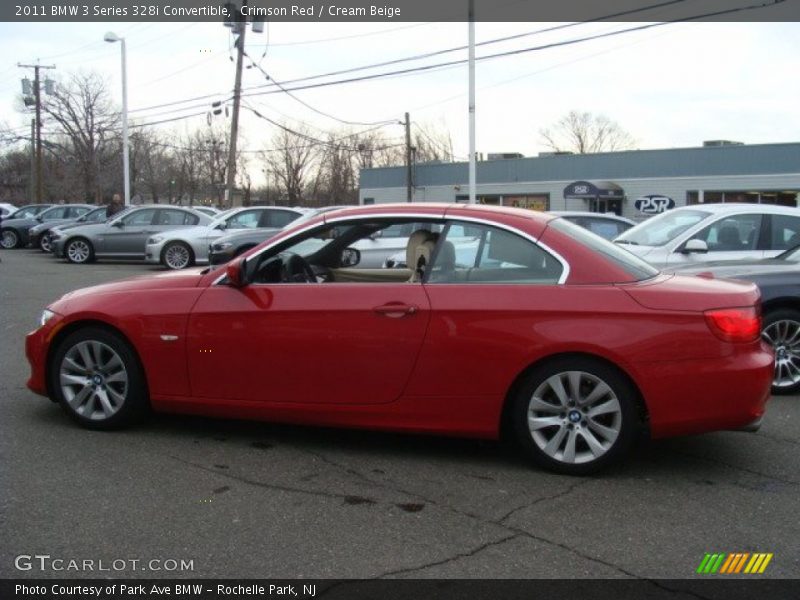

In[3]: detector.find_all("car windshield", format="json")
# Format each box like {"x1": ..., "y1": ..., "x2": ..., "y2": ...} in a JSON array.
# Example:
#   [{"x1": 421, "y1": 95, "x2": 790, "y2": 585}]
[
  {"x1": 10, "y1": 207, "x2": 39, "y2": 219},
  {"x1": 208, "y1": 208, "x2": 242, "y2": 229},
  {"x1": 615, "y1": 209, "x2": 709, "y2": 247}
]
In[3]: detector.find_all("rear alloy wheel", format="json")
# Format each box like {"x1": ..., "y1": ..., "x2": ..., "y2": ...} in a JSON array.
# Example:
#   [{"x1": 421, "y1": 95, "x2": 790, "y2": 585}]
[
  {"x1": 50, "y1": 327, "x2": 148, "y2": 429},
  {"x1": 512, "y1": 358, "x2": 638, "y2": 475},
  {"x1": 1, "y1": 228, "x2": 19, "y2": 249},
  {"x1": 163, "y1": 241, "x2": 194, "y2": 270},
  {"x1": 65, "y1": 238, "x2": 93, "y2": 264},
  {"x1": 761, "y1": 309, "x2": 800, "y2": 395},
  {"x1": 39, "y1": 233, "x2": 53, "y2": 252}
]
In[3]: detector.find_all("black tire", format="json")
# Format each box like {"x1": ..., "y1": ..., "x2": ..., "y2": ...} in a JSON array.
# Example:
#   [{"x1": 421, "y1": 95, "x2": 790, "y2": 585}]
[
  {"x1": 761, "y1": 308, "x2": 800, "y2": 395},
  {"x1": 49, "y1": 327, "x2": 149, "y2": 430},
  {"x1": 510, "y1": 357, "x2": 639, "y2": 475},
  {"x1": 64, "y1": 237, "x2": 94, "y2": 264},
  {"x1": 1, "y1": 228, "x2": 20, "y2": 249},
  {"x1": 162, "y1": 241, "x2": 194, "y2": 270}
]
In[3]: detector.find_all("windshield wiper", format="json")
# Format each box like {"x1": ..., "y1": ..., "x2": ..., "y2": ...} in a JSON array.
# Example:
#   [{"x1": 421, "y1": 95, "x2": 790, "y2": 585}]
[{"x1": 615, "y1": 240, "x2": 639, "y2": 245}]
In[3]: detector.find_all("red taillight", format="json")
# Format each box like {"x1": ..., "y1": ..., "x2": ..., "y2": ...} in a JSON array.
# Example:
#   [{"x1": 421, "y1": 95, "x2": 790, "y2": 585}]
[{"x1": 704, "y1": 306, "x2": 761, "y2": 343}]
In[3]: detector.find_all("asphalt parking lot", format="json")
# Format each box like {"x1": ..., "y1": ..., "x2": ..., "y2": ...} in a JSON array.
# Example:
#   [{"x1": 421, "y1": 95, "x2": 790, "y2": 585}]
[{"x1": 1, "y1": 248, "x2": 798, "y2": 580}]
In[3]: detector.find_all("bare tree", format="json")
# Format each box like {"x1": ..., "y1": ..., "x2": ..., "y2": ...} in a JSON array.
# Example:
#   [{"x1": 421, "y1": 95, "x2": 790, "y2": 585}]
[
  {"x1": 262, "y1": 124, "x2": 319, "y2": 206},
  {"x1": 539, "y1": 110, "x2": 637, "y2": 154},
  {"x1": 41, "y1": 72, "x2": 121, "y2": 202},
  {"x1": 413, "y1": 122, "x2": 454, "y2": 163}
]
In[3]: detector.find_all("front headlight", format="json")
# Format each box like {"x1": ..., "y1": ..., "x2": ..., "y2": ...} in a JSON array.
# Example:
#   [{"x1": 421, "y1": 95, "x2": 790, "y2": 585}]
[
  {"x1": 40, "y1": 309, "x2": 57, "y2": 327},
  {"x1": 50, "y1": 231, "x2": 63, "y2": 240},
  {"x1": 147, "y1": 236, "x2": 164, "y2": 245},
  {"x1": 214, "y1": 242, "x2": 234, "y2": 251}
]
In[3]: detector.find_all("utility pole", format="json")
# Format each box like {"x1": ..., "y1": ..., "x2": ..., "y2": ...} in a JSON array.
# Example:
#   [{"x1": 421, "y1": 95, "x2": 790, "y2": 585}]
[
  {"x1": 19, "y1": 63, "x2": 56, "y2": 203},
  {"x1": 29, "y1": 119, "x2": 35, "y2": 203},
  {"x1": 225, "y1": 8, "x2": 246, "y2": 209},
  {"x1": 468, "y1": 0, "x2": 477, "y2": 204},
  {"x1": 405, "y1": 112, "x2": 413, "y2": 203}
]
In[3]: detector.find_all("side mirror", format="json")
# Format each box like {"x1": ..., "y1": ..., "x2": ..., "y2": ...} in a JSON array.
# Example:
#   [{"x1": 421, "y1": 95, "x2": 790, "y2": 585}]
[
  {"x1": 681, "y1": 239, "x2": 708, "y2": 254},
  {"x1": 368, "y1": 230, "x2": 382, "y2": 240},
  {"x1": 111, "y1": 220, "x2": 124, "y2": 228},
  {"x1": 341, "y1": 247, "x2": 361, "y2": 267},
  {"x1": 36, "y1": 215, "x2": 44, "y2": 222},
  {"x1": 215, "y1": 222, "x2": 227, "y2": 230},
  {"x1": 226, "y1": 256, "x2": 248, "y2": 287}
]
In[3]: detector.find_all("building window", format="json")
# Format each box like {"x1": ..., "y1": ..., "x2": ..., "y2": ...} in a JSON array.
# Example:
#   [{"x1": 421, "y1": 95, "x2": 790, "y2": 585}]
[
  {"x1": 363, "y1": 198, "x2": 375, "y2": 205},
  {"x1": 696, "y1": 190, "x2": 797, "y2": 207}
]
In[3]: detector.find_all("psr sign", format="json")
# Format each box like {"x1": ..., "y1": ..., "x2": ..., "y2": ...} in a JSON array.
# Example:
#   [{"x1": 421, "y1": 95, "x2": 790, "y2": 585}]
[{"x1": 634, "y1": 195, "x2": 675, "y2": 214}]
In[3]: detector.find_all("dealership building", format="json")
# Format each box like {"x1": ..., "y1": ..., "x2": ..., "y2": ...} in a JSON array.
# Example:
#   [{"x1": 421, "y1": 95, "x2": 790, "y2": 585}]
[{"x1": 358, "y1": 141, "x2": 800, "y2": 221}]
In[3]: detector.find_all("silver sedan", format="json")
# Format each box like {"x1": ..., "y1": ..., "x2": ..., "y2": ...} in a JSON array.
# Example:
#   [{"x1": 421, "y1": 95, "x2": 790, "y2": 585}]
[
  {"x1": 144, "y1": 206, "x2": 306, "y2": 270},
  {"x1": 52, "y1": 205, "x2": 211, "y2": 264}
]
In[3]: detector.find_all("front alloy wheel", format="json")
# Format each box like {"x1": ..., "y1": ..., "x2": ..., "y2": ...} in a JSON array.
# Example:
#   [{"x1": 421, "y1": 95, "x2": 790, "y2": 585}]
[
  {"x1": 163, "y1": 242, "x2": 193, "y2": 270},
  {"x1": 1, "y1": 229, "x2": 19, "y2": 249},
  {"x1": 512, "y1": 358, "x2": 638, "y2": 474},
  {"x1": 65, "y1": 238, "x2": 92, "y2": 263},
  {"x1": 50, "y1": 328, "x2": 148, "y2": 429},
  {"x1": 761, "y1": 309, "x2": 800, "y2": 394},
  {"x1": 39, "y1": 233, "x2": 53, "y2": 252}
]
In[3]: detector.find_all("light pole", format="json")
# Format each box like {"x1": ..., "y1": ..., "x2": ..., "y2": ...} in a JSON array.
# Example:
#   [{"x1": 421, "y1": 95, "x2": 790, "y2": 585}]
[{"x1": 104, "y1": 31, "x2": 130, "y2": 206}]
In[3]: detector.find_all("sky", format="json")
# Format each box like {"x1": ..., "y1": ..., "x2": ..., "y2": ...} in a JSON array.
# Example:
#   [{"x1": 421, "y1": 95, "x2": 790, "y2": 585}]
[{"x1": 0, "y1": 17, "x2": 798, "y2": 184}]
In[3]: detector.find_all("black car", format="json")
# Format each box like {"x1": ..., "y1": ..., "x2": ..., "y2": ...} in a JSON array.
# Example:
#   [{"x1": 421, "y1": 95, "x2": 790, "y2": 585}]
[
  {"x1": 1, "y1": 204, "x2": 91, "y2": 249},
  {"x1": 673, "y1": 245, "x2": 800, "y2": 394}
]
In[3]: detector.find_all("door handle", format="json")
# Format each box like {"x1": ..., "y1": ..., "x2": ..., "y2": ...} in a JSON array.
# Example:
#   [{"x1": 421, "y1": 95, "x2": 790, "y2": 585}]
[{"x1": 373, "y1": 303, "x2": 418, "y2": 318}]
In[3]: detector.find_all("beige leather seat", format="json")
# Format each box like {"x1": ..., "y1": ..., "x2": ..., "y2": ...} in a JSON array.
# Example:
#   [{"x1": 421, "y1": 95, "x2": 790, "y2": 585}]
[{"x1": 406, "y1": 229, "x2": 437, "y2": 282}]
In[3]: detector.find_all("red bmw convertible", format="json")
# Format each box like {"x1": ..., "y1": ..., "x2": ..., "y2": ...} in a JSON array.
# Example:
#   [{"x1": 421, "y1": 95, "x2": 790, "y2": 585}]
[{"x1": 26, "y1": 204, "x2": 773, "y2": 474}]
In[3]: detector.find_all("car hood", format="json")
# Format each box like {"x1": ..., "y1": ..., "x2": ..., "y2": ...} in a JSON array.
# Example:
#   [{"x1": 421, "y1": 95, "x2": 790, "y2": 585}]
[
  {"x1": 61, "y1": 222, "x2": 114, "y2": 236},
  {"x1": 30, "y1": 218, "x2": 74, "y2": 232},
  {"x1": 613, "y1": 242, "x2": 656, "y2": 257},
  {"x1": 1, "y1": 217, "x2": 36, "y2": 228},
  {"x1": 52, "y1": 269, "x2": 206, "y2": 309}
]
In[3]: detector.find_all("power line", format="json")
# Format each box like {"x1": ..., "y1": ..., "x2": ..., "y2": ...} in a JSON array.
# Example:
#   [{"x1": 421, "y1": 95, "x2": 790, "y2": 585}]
[
  {"x1": 242, "y1": 102, "x2": 403, "y2": 152},
  {"x1": 242, "y1": 49, "x2": 398, "y2": 127},
  {"x1": 239, "y1": 0, "x2": 785, "y2": 102},
  {"x1": 124, "y1": 0, "x2": 697, "y2": 117}
]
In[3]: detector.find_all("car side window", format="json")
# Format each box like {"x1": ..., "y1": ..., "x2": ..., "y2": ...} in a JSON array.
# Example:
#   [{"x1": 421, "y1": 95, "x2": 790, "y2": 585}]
[
  {"x1": 157, "y1": 209, "x2": 197, "y2": 226},
  {"x1": 769, "y1": 214, "x2": 800, "y2": 250},
  {"x1": 69, "y1": 206, "x2": 90, "y2": 218},
  {"x1": 262, "y1": 210, "x2": 301, "y2": 228},
  {"x1": 227, "y1": 210, "x2": 261, "y2": 229},
  {"x1": 43, "y1": 207, "x2": 68, "y2": 220},
  {"x1": 428, "y1": 220, "x2": 563, "y2": 284},
  {"x1": 122, "y1": 209, "x2": 156, "y2": 226},
  {"x1": 691, "y1": 214, "x2": 762, "y2": 251}
]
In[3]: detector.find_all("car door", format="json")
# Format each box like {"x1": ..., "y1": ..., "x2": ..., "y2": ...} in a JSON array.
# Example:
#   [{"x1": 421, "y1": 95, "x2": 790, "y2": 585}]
[
  {"x1": 101, "y1": 208, "x2": 157, "y2": 255},
  {"x1": 185, "y1": 219, "x2": 433, "y2": 405},
  {"x1": 667, "y1": 213, "x2": 765, "y2": 266},
  {"x1": 404, "y1": 219, "x2": 566, "y2": 403}
]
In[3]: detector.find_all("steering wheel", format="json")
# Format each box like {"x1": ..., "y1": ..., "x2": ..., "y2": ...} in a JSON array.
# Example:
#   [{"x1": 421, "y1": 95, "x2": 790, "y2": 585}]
[{"x1": 281, "y1": 253, "x2": 317, "y2": 283}]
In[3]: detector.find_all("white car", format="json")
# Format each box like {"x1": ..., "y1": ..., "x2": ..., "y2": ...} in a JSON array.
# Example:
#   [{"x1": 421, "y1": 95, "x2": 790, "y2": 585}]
[
  {"x1": 614, "y1": 203, "x2": 800, "y2": 268},
  {"x1": 145, "y1": 206, "x2": 307, "y2": 269}
]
